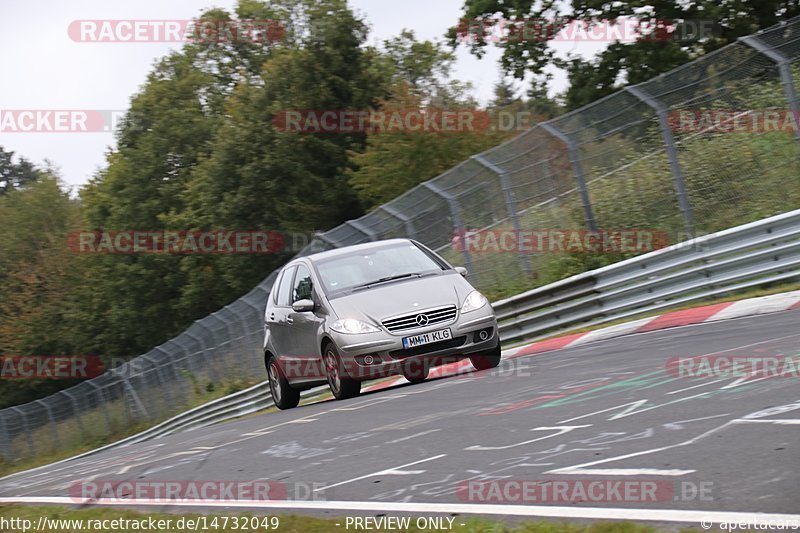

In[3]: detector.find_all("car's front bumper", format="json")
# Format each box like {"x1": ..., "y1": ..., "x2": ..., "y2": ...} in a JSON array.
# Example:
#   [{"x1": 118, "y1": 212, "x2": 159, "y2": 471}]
[{"x1": 330, "y1": 308, "x2": 499, "y2": 380}]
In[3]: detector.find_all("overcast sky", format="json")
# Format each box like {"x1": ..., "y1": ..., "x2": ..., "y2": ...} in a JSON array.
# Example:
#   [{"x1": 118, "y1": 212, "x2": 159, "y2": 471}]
[{"x1": 1, "y1": 0, "x2": 602, "y2": 190}]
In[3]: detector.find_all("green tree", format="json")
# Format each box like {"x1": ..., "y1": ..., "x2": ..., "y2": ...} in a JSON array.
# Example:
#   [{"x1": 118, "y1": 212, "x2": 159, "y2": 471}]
[
  {"x1": 0, "y1": 174, "x2": 85, "y2": 408},
  {"x1": 0, "y1": 146, "x2": 41, "y2": 196},
  {"x1": 449, "y1": 0, "x2": 800, "y2": 109},
  {"x1": 347, "y1": 31, "x2": 515, "y2": 210}
]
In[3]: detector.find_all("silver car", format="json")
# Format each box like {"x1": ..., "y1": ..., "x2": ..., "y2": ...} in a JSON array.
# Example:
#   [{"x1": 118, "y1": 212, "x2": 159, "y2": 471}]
[{"x1": 263, "y1": 238, "x2": 500, "y2": 409}]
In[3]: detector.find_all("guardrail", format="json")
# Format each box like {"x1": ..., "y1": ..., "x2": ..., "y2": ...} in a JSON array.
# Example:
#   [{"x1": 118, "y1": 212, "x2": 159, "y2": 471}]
[{"x1": 494, "y1": 208, "x2": 800, "y2": 345}]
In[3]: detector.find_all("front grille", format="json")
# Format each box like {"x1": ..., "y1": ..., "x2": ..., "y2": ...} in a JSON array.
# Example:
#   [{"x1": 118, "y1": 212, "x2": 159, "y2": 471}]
[
  {"x1": 389, "y1": 336, "x2": 467, "y2": 359},
  {"x1": 382, "y1": 305, "x2": 458, "y2": 332}
]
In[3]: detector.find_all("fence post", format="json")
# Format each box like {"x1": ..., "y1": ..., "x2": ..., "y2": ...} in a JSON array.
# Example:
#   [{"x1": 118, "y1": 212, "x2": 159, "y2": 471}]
[
  {"x1": 421, "y1": 181, "x2": 474, "y2": 278},
  {"x1": 379, "y1": 205, "x2": 418, "y2": 239},
  {"x1": 151, "y1": 346, "x2": 180, "y2": 382},
  {"x1": 473, "y1": 154, "x2": 531, "y2": 275},
  {"x1": 212, "y1": 311, "x2": 237, "y2": 348},
  {"x1": 539, "y1": 122, "x2": 598, "y2": 231},
  {"x1": 739, "y1": 35, "x2": 800, "y2": 144},
  {"x1": 10, "y1": 407, "x2": 34, "y2": 457},
  {"x1": 188, "y1": 326, "x2": 221, "y2": 383},
  {"x1": 0, "y1": 413, "x2": 10, "y2": 459},
  {"x1": 123, "y1": 379, "x2": 149, "y2": 419},
  {"x1": 35, "y1": 399, "x2": 59, "y2": 450},
  {"x1": 141, "y1": 354, "x2": 172, "y2": 414},
  {"x1": 241, "y1": 297, "x2": 268, "y2": 375},
  {"x1": 626, "y1": 85, "x2": 695, "y2": 236},
  {"x1": 315, "y1": 233, "x2": 342, "y2": 249},
  {"x1": 59, "y1": 390, "x2": 86, "y2": 440},
  {"x1": 87, "y1": 381, "x2": 112, "y2": 434},
  {"x1": 345, "y1": 220, "x2": 378, "y2": 241}
]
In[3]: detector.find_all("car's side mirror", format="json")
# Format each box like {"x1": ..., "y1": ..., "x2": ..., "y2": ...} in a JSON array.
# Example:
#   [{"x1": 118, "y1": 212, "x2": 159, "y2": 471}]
[
  {"x1": 292, "y1": 299, "x2": 315, "y2": 312},
  {"x1": 454, "y1": 266, "x2": 468, "y2": 277}
]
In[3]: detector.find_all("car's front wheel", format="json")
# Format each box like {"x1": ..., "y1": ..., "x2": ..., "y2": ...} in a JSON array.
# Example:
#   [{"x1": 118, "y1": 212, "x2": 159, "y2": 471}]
[
  {"x1": 323, "y1": 342, "x2": 361, "y2": 400},
  {"x1": 469, "y1": 340, "x2": 502, "y2": 371},
  {"x1": 267, "y1": 356, "x2": 301, "y2": 410}
]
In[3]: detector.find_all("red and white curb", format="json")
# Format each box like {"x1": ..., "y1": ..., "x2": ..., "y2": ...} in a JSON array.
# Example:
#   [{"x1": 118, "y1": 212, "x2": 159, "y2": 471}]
[
  {"x1": 367, "y1": 290, "x2": 800, "y2": 389},
  {"x1": 514, "y1": 289, "x2": 800, "y2": 357}
]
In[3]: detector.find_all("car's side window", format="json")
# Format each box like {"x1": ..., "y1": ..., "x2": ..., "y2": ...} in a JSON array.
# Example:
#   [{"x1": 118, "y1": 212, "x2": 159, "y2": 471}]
[
  {"x1": 276, "y1": 266, "x2": 296, "y2": 307},
  {"x1": 293, "y1": 264, "x2": 313, "y2": 303}
]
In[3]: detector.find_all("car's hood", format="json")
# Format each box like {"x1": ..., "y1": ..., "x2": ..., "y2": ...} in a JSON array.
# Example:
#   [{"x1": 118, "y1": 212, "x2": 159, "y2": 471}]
[{"x1": 327, "y1": 272, "x2": 474, "y2": 324}]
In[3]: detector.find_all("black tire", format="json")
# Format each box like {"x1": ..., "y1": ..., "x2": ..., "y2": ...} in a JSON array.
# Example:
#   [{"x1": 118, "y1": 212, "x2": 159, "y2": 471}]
[
  {"x1": 267, "y1": 356, "x2": 301, "y2": 410},
  {"x1": 323, "y1": 342, "x2": 361, "y2": 400},
  {"x1": 469, "y1": 340, "x2": 502, "y2": 371},
  {"x1": 402, "y1": 359, "x2": 430, "y2": 383}
]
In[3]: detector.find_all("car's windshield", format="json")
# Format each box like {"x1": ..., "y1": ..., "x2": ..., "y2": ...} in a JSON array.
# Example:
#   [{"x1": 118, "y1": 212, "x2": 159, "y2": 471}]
[{"x1": 314, "y1": 242, "x2": 445, "y2": 295}]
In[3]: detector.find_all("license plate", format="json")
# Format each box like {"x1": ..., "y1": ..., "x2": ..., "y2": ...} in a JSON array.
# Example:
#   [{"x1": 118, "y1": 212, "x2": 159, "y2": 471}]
[{"x1": 402, "y1": 328, "x2": 452, "y2": 349}]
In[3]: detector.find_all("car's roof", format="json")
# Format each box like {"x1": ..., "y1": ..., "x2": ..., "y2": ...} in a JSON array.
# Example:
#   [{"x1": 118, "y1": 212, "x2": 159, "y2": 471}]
[{"x1": 296, "y1": 238, "x2": 414, "y2": 264}]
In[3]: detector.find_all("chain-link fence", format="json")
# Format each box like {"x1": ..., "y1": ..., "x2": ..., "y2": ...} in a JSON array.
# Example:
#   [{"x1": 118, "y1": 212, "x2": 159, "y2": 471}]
[{"x1": 3, "y1": 17, "x2": 800, "y2": 462}]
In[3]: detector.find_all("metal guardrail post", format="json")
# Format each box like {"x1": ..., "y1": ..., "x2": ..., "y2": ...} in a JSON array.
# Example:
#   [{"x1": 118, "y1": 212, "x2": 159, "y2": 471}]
[
  {"x1": 473, "y1": 154, "x2": 531, "y2": 275},
  {"x1": 421, "y1": 181, "x2": 475, "y2": 278},
  {"x1": 739, "y1": 35, "x2": 800, "y2": 144},
  {"x1": 345, "y1": 220, "x2": 378, "y2": 241},
  {"x1": 379, "y1": 205, "x2": 418, "y2": 239},
  {"x1": 539, "y1": 122, "x2": 598, "y2": 231},
  {"x1": 626, "y1": 85, "x2": 695, "y2": 236},
  {"x1": 10, "y1": 407, "x2": 34, "y2": 456}
]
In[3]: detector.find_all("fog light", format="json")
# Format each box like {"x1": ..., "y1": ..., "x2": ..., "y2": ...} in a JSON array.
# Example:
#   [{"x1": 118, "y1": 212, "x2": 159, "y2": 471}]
[{"x1": 474, "y1": 328, "x2": 493, "y2": 343}]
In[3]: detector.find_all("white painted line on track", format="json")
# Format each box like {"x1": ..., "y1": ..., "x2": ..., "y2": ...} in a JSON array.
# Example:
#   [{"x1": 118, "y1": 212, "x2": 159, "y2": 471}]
[
  {"x1": 666, "y1": 379, "x2": 725, "y2": 395},
  {"x1": 385, "y1": 429, "x2": 441, "y2": 444},
  {"x1": 313, "y1": 454, "x2": 447, "y2": 492},
  {"x1": 2, "y1": 497, "x2": 800, "y2": 525},
  {"x1": 552, "y1": 468, "x2": 695, "y2": 476},
  {"x1": 733, "y1": 418, "x2": 800, "y2": 425}
]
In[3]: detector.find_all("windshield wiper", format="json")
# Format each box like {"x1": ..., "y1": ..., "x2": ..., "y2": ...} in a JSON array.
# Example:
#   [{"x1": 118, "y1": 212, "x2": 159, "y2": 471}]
[{"x1": 352, "y1": 272, "x2": 422, "y2": 291}]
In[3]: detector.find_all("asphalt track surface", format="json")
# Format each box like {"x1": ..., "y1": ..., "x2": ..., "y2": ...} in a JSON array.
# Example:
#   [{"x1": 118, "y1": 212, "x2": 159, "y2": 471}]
[{"x1": 2, "y1": 310, "x2": 799, "y2": 527}]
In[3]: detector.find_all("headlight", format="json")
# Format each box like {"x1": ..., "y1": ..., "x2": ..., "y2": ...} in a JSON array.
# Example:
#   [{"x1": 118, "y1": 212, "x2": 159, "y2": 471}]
[
  {"x1": 461, "y1": 291, "x2": 488, "y2": 313},
  {"x1": 330, "y1": 319, "x2": 381, "y2": 334}
]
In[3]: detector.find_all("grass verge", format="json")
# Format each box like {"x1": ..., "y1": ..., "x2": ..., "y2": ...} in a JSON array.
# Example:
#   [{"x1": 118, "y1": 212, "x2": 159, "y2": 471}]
[{"x1": 0, "y1": 376, "x2": 261, "y2": 479}]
